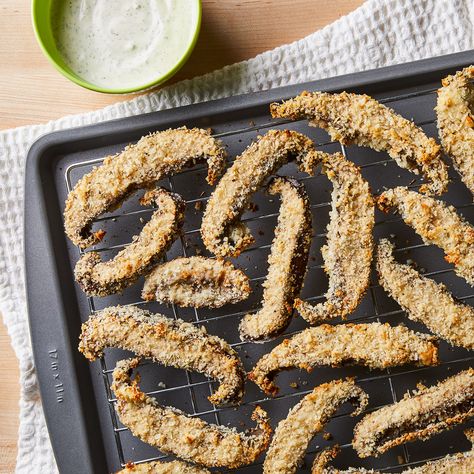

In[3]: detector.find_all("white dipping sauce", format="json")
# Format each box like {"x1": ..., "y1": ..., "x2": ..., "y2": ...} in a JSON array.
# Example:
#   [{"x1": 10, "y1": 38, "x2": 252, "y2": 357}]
[{"x1": 51, "y1": 0, "x2": 198, "y2": 90}]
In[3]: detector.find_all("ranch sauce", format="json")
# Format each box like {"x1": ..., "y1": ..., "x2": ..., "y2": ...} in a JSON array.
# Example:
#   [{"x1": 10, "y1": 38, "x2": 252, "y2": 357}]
[{"x1": 51, "y1": 0, "x2": 197, "y2": 90}]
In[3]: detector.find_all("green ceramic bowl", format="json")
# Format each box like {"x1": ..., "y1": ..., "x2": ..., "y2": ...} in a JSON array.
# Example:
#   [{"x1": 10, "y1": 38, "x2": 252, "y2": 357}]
[{"x1": 31, "y1": 0, "x2": 202, "y2": 94}]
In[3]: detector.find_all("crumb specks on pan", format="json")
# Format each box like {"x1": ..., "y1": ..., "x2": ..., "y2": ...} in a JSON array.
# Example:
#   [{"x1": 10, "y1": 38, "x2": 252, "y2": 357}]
[
  {"x1": 239, "y1": 177, "x2": 312, "y2": 341},
  {"x1": 377, "y1": 239, "x2": 474, "y2": 350},
  {"x1": 249, "y1": 323, "x2": 438, "y2": 396},
  {"x1": 353, "y1": 368, "x2": 474, "y2": 458},
  {"x1": 294, "y1": 151, "x2": 374, "y2": 324},
  {"x1": 64, "y1": 127, "x2": 226, "y2": 249},
  {"x1": 112, "y1": 358, "x2": 272, "y2": 468},
  {"x1": 312, "y1": 431, "x2": 474, "y2": 473},
  {"x1": 74, "y1": 188, "x2": 185, "y2": 296},
  {"x1": 270, "y1": 91, "x2": 448, "y2": 195},
  {"x1": 78, "y1": 305, "x2": 245, "y2": 406},
  {"x1": 142, "y1": 256, "x2": 251, "y2": 308}
]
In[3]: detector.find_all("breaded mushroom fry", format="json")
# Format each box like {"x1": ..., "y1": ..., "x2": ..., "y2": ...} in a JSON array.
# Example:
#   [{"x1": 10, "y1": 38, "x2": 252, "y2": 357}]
[
  {"x1": 437, "y1": 66, "x2": 474, "y2": 195},
  {"x1": 377, "y1": 186, "x2": 474, "y2": 285},
  {"x1": 112, "y1": 358, "x2": 272, "y2": 469},
  {"x1": 249, "y1": 322, "x2": 438, "y2": 396},
  {"x1": 353, "y1": 368, "x2": 474, "y2": 458},
  {"x1": 263, "y1": 379, "x2": 368, "y2": 474},
  {"x1": 295, "y1": 151, "x2": 374, "y2": 324},
  {"x1": 79, "y1": 305, "x2": 245, "y2": 406},
  {"x1": 116, "y1": 460, "x2": 210, "y2": 474},
  {"x1": 74, "y1": 188, "x2": 185, "y2": 296},
  {"x1": 313, "y1": 430, "x2": 474, "y2": 473},
  {"x1": 377, "y1": 239, "x2": 474, "y2": 350},
  {"x1": 239, "y1": 177, "x2": 312, "y2": 341},
  {"x1": 201, "y1": 130, "x2": 321, "y2": 257},
  {"x1": 65, "y1": 127, "x2": 226, "y2": 248},
  {"x1": 271, "y1": 91, "x2": 448, "y2": 195},
  {"x1": 142, "y1": 256, "x2": 251, "y2": 308}
]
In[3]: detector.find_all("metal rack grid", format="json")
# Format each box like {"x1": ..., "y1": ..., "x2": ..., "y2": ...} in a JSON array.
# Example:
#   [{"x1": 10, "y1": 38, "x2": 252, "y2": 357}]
[{"x1": 65, "y1": 85, "x2": 474, "y2": 472}]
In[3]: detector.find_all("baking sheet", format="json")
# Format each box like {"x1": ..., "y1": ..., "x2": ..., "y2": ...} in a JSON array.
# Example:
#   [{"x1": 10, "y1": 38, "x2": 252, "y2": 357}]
[{"x1": 25, "y1": 50, "x2": 474, "y2": 473}]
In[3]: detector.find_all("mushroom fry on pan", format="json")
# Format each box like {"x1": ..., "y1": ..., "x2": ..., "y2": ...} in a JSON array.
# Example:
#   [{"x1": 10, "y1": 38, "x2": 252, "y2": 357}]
[{"x1": 239, "y1": 176, "x2": 312, "y2": 341}]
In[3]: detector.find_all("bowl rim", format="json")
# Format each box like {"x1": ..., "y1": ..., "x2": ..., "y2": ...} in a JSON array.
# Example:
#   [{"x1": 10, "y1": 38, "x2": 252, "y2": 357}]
[{"x1": 31, "y1": 0, "x2": 202, "y2": 94}]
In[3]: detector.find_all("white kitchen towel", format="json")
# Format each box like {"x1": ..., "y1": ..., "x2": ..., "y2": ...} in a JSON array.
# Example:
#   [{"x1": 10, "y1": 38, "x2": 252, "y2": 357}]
[{"x1": 1, "y1": 0, "x2": 473, "y2": 472}]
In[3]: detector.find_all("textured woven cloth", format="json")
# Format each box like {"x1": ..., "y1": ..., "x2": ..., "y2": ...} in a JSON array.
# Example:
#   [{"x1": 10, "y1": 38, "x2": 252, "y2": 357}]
[{"x1": 1, "y1": 0, "x2": 473, "y2": 472}]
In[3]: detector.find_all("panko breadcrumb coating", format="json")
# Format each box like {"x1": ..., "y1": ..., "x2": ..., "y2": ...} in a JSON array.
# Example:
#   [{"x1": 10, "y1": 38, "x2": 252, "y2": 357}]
[
  {"x1": 377, "y1": 186, "x2": 474, "y2": 285},
  {"x1": 201, "y1": 130, "x2": 321, "y2": 257},
  {"x1": 65, "y1": 127, "x2": 226, "y2": 249},
  {"x1": 78, "y1": 305, "x2": 245, "y2": 406},
  {"x1": 437, "y1": 66, "x2": 474, "y2": 195},
  {"x1": 249, "y1": 322, "x2": 438, "y2": 396},
  {"x1": 239, "y1": 177, "x2": 312, "y2": 341},
  {"x1": 112, "y1": 358, "x2": 272, "y2": 469},
  {"x1": 312, "y1": 430, "x2": 474, "y2": 473},
  {"x1": 116, "y1": 460, "x2": 210, "y2": 474},
  {"x1": 74, "y1": 188, "x2": 185, "y2": 297},
  {"x1": 295, "y1": 151, "x2": 374, "y2": 324},
  {"x1": 263, "y1": 379, "x2": 368, "y2": 474},
  {"x1": 377, "y1": 239, "x2": 474, "y2": 350},
  {"x1": 270, "y1": 91, "x2": 448, "y2": 195},
  {"x1": 142, "y1": 256, "x2": 251, "y2": 308},
  {"x1": 352, "y1": 368, "x2": 474, "y2": 458}
]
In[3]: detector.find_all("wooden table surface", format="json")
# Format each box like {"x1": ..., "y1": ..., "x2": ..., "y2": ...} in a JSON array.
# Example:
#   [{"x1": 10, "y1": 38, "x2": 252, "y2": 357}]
[{"x1": 0, "y1": 0, "x2": 363, "y2": 470}]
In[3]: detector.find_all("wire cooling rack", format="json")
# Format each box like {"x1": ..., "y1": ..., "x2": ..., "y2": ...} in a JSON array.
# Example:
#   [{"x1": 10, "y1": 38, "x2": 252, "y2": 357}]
[{"x1": 65, "y1": 85, "x2": 474, "y2": 472}]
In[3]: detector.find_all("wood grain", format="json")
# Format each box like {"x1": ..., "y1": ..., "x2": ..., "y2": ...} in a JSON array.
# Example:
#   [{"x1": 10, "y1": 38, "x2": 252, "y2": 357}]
[
  {"x1": 0, "y1": 0, "x2": 364, "y2": 470},
  {"x1": 0, "y1": 328, "x2": 20, "y2": 474}
]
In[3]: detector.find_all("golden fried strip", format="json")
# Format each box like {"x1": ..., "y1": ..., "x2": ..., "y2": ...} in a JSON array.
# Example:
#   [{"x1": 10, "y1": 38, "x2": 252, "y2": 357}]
[
  {"x1": 65, "y1": 127, "x2": 226, "y2": 249},
  {"x1": 377, "y1": 186, "x2": 474, "y2": 285},
  {"x1": 78, "y1": 305, "x2": 245, "y2": 406},
  {"x1": 270, "y1": 91, "x2": 448, "y2": 195},
  {"x1": 239, "y1": 177, "x2": 312, "y2": 341},
  {"x1": 201, "y1": 130, "x2": 321, "y2": 257},
  {"x1": 249, "y1": 323, "x2": 438, "y2": 396},
  {"x1": 263, "y1": 379, "x2": 368, "y2": 474},
  {"x1": 437, "y1": 66, "x2": 474, "y2": 195},
  {"x1": 295, "y1": 152, "x2": 374, "y2": 324},
  {"x1": 353, "y1": 368, "x2": 474, "y2": 458},
  {"x1": 142, "y1": 256, "x2": 251, "y2": 308},
  {"x1": 112, "y1": 358, "x2": 272, "y2": 469},
  {"x1": 75, "y1": 189, "x2": 185, "y2": 297},
  {"x1": 313, "y1": 430, "x2": 474, "y2": 473},
  {"x1": 377, "y1": 239, "x2": 474, "y2": 350},
  {"x1": 116, "y1": 460, "x2": 210, "y2": 474}
]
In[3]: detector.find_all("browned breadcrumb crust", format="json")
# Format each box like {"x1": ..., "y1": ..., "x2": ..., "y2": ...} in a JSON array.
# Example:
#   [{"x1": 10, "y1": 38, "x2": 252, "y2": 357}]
[
  {"x1": 239, "y1": 177, "x2": 312, "y2": 341},
  {"x1": 437, "y1": 66, "x2": 474, "y2": 195},
  {"x1": 263, "y1": 378, "x2": 368, "y2": 474},
  {"x1": 294, "y1": 152, "x2": 374, "y2": 324},
  {"x1": 377, "y1": 239, "x2": 474, "y2": 349},
  {"x1": 249, "y1": 323, "x2": 438, "y2": 396},
  {"x1": 64, "y1": 127, "x2": 226, "y2": 249},
  {"x1": 377, "y1": 186, "x2": 474, "y2": 285},
  {"x1": 78, "y1": 305, "x2": 245, "y2": 406},
  {"x1": 311, "y1": 446, "x2": 344, "y2": 474},
  {"x1": 352, "y1": 368, "x2": 474, "y2": 458},
  {"x1": 116, "y1": 459, "x2": 210, "y2": 474},
  {"x1": 142, "y1": 256, "x2": 251, "y2": 308},
  {"x1": 270, "y1": 91, "x2": 448, "y2": 195},
  {"x1": 74, "y1": 188, "x2": 185, "y2": 297},
  {"x1": 201, "y1": 130, "x2": 321, "y2": 257},
  {"x1": 112, "y1": 358, "x2": 272, "y2": 469},
  {"x1": 312, "y1": 430, "x2": 474, "y2": 473}
]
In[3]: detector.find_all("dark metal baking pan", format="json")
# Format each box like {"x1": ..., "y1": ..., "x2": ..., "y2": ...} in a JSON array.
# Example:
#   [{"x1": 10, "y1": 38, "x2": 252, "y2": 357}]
[{"x1": 25, "y1": 49, "x2": 474, "y2": 473}]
